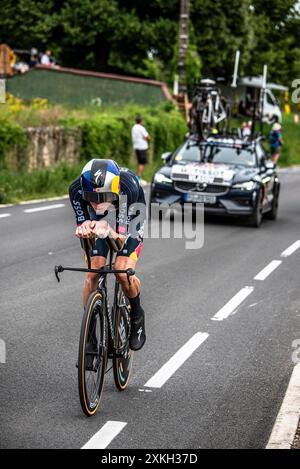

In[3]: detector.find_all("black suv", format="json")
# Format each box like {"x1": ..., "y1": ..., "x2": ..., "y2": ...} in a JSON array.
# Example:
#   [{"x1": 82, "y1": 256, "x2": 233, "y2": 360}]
[{"x1": 150, "y1": 135, "x2": 280, "y2": 227}]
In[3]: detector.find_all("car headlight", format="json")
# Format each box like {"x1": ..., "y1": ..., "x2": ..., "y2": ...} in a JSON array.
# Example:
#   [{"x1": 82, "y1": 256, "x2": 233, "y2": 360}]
[
  {"x1": 154, "y1": 173, "x2": 172, "y2": 184},
  {"x1": 232, "y1": 181, "x2": 256, "y2": 191}
]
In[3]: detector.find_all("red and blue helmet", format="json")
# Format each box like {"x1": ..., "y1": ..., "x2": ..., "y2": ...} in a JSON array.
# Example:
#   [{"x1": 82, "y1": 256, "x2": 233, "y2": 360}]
[{"x1": 80, "y1": 159, "x2": 120, "y2": 203}]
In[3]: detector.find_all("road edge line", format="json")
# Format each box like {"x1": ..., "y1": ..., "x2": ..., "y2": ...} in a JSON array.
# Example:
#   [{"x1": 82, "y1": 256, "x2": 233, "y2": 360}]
[
  {"x1": 0, "y1": 183, "x2": 150, "y2": 209},
  {"x1": 266, "y1": 362, "x2": 300, "y2": 449},
  {"x1": 0, "y1": 194, "x2": 69, "y2": 208}
]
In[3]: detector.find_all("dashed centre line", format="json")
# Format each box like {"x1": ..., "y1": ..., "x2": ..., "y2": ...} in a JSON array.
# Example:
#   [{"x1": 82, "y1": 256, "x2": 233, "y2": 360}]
[
  {"x1": 144, "y1": 332, "x2": 209, "y2": 389},
  {"x1": 254, "y1": 260, "x2": 282, "y2": 281},
  {"x1": 281, "y1": 240, "x2": 300, "y2": 258},
  {"x1": 82, "y1": 421, "x2": 127, "y2": 449},
  {"x1": 0, "y1": 213, "x2": 11, "y2": 219},
  {"x1": 211, "y1": 286, "x2": 254, "y2": 321}
]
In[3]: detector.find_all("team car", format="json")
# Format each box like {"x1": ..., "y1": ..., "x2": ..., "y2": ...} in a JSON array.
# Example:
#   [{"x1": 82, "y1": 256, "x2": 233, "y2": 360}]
[{"x1": 150, "y1": 135, "x2": 280, "y2": 227}]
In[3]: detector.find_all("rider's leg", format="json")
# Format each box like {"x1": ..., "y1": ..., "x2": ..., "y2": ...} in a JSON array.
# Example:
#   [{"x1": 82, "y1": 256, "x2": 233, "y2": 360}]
[
  {"x1": 114, "y1": 255, "x2": 146, "y2": 351},
  {"x1": 83, "y1": 256, "x2": 106, "y2": 307},
  {"x1": 114, "y1": 256, "x2": 140, "y2": 299}
]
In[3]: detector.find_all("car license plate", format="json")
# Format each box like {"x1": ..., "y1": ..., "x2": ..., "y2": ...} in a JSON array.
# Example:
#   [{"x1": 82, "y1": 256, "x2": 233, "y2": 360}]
[{"x1": 185, "y1": 193, "x2": 216, "y2": 204}]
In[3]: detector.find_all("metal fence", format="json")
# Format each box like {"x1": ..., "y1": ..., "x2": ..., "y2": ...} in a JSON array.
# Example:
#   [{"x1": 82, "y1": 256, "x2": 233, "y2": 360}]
[{"x1": 6, "y1": 67, "x2": 168, "y2": 107}]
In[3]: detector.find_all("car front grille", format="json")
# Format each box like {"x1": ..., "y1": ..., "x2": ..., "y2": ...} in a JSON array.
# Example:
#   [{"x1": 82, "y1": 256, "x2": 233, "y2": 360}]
[{"x1": 174, "y1": 181, "x2": 229, "y2": 195}]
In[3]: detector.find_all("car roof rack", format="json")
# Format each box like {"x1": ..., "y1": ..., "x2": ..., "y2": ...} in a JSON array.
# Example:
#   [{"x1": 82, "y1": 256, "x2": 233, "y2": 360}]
[{"x1": 188, "y1": 131, "x2": 264, "y2": 149}]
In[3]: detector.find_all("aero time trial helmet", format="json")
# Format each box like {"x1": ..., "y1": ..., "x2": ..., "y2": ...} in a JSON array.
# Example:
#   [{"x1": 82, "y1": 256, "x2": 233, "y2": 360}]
[{"x1": 80, "y1": 159, "x2": 120, "y2": 203}]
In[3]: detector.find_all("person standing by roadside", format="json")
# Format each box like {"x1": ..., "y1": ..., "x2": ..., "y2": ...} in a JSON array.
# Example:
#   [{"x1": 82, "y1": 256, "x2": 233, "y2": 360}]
[
  {"x1": 241, "y1": 121, "x2": 252, "y2": 139},
  {"x1": 41, "y1": 50, "x2": 52, "y2": 65},
  {"x1": 269, "y1": 122, "x2": 283, "y2": 164},
  {"x1": 131, "y1": 115, "x2": 150, "y2": 181}
]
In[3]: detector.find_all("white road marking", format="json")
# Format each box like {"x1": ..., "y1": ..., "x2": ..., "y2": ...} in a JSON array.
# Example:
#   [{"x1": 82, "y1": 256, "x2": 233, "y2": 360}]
[
  {"x1": 0, "y1": 213, "x2": 11, "y2": 219},
  {"x1": 281, "y1": 240, "x2": 300, "y2": 258},
  {"x1": 144, "y1": 332, "x2": 209, "y2": 389},
  {"x1": 211, "y1": 286, "x2": 254, "y2": 322},
  {"x1": 266, "y1": 363, "x2": 300, "y2": 449},
  {"x1": 24, "y1": 203, "x2": 65, "y2": 213},
  {"x1": 81, "y1": 421, "x2": 127, "y2": 449},
  {"x1": 254, "y1": 260, "x2": 282, "y2": 281}
]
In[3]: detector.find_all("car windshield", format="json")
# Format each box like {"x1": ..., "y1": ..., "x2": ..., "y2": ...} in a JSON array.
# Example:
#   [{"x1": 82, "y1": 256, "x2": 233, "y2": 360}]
[
  {"x1": 173, "y1": 142, "x2": 256, "y2": 167},
  {"x1": 207, "y1": 146, "x2": 256, "y2": 166}
]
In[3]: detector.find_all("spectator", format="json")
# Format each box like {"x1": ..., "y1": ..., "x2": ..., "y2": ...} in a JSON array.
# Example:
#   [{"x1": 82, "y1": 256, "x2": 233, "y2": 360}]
[
  {"x1": 13, "y1": 60, "x2": 29, "y2": 74},
  {"x1": 269, "y1": 122, "x2": 283, "y2": 164},
  {"x1": 29, "y1": 48, "x2": 39, "y2": 68},
  {"x1": 131, "y1": 115, "x2": 150, "y2": 181},
  {"x1": 41, "y1": 50, "x2": 51, "y2": 66},
  {"x1": 241, "y1": 121, "x2": 251, "y2": 139}
]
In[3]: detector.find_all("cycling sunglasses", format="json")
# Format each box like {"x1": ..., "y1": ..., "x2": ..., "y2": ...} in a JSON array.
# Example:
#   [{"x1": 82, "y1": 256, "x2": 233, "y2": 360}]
[{"x1": 82, "y1": 191, "x2": 119, "y2": 203}]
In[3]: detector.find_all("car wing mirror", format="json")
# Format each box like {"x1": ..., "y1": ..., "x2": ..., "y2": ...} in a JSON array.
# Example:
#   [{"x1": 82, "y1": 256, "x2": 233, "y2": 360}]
[
  {"x1": 266, "y1": 161, "x2": 275, "y2": 170},
  {"x1": 161, "y1": 152, "x2": 172, "y2": 162}
]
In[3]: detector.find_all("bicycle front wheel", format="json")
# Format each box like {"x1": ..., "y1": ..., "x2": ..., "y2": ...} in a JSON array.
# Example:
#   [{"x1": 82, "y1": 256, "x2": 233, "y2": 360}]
[
  {"x1": 113, "y1": 284, "x2": 134, "y2": 391},
  {"x1": 78, "y1": 291, "x2": 108, "y2": 417}
]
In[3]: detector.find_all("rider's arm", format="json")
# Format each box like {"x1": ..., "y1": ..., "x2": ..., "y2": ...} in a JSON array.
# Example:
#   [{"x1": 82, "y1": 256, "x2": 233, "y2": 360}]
[{"x1": 69, "y1": 177, "x2": 90, "y2": 226}]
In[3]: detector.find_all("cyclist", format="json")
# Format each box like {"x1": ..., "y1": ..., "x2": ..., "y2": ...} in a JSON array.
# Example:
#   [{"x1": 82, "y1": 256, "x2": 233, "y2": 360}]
[{"x1": 69, "y1": 159, "x2": 146, "y2": 351}]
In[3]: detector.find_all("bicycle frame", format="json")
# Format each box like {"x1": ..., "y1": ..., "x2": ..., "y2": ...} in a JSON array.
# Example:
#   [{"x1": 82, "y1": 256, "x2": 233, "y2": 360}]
[
  {"x1": 191, "y1": 84, "x2": 228, "y2": 137},
  {"x1": 54, "y1": 238, "x2": 135, "y2": 359}
]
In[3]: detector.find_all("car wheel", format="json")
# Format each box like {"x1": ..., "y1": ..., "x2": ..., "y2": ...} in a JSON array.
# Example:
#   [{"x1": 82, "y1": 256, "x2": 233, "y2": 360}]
[
  {"x1": 265, "y1": 185, "x2": 280, "y2": 220},
  {"x1": 248, "y1": 188, "x2": 263, "y2": 228}
]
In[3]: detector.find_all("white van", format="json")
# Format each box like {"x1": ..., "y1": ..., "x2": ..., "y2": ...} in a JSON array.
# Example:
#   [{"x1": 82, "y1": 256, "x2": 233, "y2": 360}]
[
  {"x1": 220, "y1": 76, "x2": 286, "y2": 125},
  {"x1": 261, "y1": 88, "x2": 282, "y2": 124}
]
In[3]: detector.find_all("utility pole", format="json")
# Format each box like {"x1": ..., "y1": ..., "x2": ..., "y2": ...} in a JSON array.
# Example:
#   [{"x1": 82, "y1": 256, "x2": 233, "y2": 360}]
[{"x1": 178, "y1": 0, "x2": 190, "y2": 95}]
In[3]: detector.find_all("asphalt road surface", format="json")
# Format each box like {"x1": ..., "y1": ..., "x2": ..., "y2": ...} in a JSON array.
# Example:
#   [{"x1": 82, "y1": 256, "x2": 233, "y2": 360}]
[{"x1": 0, "y1": 169, "x2": 300, "y2": 449}]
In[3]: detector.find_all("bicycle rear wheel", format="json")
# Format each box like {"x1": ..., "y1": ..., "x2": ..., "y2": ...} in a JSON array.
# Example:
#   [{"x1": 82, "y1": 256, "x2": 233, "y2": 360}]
[
  {"x1": 113, "y1": 283, "x2": 134, "y2": 391},
  {"x1": 78, "y1": 291, "x2": 108, "y2": 416}
]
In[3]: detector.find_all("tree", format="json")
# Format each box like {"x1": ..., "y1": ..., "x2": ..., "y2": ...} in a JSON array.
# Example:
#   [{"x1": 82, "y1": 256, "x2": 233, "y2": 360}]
[{"x1": 0, "y1": 0, "x2": 300, "y2": 87}]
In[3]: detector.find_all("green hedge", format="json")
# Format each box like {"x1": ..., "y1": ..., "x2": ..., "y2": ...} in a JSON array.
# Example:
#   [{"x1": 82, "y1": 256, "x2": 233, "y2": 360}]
[
  {"x1": 0, "y1": 104, "x2": 187, "y2": 203},
  {"x1": 0, "y1": 162, "x2": 83, "y2": 204},
  {"x1": 277, "y1": 114, "x2": 300, "y2": 167},
  {"x1": 0, "y1": 120, "x2": 28, "y2": 170},
  {"x1": 61, "y1": 105, "x2": 187, "y2": 167}
]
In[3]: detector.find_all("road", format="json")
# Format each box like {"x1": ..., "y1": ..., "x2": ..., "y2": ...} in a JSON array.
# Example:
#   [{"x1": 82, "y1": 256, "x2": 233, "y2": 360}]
[{"x1": 0, "y1": 169, "x2": 300, "y2": 449}]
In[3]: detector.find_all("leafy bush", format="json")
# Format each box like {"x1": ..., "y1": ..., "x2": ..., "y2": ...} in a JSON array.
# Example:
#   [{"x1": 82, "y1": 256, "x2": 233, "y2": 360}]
[
  {"x1": 0, "y1": 162, "x2": 83, "y2": 204},
  {"x1": 0, "y1": 119, "x2": 28, "y2": 170},
  {"x1": 0, "y1": 103, "x2": 187, "y2": 203},
  {"x1": 61, "y1": 106, "x2": 187, "y2": 166}
]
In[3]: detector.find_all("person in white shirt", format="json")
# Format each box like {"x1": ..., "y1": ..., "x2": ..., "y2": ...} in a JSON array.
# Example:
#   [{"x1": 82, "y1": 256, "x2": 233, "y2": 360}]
[
  {"x1": 41, "y1": 50, "x2": 51, "y2": 66},
  {"x1": 131, "y1": 115, "x2": 150, "y2": 180}
]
